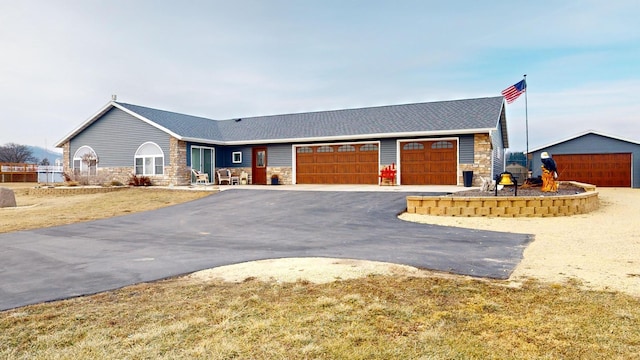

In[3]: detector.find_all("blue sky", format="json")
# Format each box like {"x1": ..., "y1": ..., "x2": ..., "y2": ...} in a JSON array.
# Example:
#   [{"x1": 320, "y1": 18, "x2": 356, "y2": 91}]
[{"x1": 1, "y1": 0, "x2": 638, "y2": 155}]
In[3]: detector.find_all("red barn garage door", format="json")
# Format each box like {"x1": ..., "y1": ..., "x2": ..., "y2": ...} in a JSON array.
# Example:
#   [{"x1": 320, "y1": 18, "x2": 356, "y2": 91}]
[
  {"x1": 296, "y1": 143, "x2": 379, "y2": 184},
  {"x1": 553, "y1": 153, "x2": 631, "y2": 187}
]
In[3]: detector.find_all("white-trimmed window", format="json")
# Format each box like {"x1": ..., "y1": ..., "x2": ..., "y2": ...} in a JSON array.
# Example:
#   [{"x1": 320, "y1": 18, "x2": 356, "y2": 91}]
[
  {"x1": 73, "y1": 146, "x2": 98, "y2": 176},
  {"x1": 135, "y1": 142, "x2": 164, "y2": 176},
  {"x1": 232, "y1": 151, "x2": 242, "y2": 164}
]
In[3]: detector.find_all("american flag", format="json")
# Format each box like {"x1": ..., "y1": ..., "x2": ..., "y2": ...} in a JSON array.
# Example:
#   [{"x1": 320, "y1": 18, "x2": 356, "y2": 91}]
[{"x1": 501, "y1": 79, "x2": 527, "y2": 103}]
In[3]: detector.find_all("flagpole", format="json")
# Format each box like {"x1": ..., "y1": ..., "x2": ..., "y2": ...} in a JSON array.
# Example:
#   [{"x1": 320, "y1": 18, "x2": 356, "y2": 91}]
[{"x1": 524, "y1": 74, "x2": 529, "y2": 176}]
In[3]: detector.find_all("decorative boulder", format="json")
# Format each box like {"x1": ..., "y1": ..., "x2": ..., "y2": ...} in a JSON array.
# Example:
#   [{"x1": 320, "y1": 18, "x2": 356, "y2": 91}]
[{"x1": 0, "y1": 187, "x2": 17, "y2": 208}]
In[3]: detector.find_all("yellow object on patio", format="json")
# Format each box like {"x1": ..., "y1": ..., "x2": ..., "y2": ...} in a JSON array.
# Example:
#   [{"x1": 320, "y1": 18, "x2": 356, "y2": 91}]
[{"x1": 541, "y1": 167, "x2": 558, "y2": 192}]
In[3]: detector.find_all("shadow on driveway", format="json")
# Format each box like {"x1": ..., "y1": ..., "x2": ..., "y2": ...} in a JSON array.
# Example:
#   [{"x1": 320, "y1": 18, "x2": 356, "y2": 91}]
[{"x1": 0, "y1": 190, "x2": 531, "y2": 310}]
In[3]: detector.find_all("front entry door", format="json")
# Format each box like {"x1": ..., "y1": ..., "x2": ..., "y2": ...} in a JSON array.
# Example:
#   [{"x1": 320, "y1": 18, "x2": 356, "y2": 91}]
[{"x1": 252, "y1": 147, "x2": 267, "y2": 185}]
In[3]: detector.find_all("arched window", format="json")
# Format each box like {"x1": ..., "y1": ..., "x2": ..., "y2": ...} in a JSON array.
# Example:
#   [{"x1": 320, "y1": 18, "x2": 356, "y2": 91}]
[
  {"x1": 337, "y1": 145, "x2": 355, "y2": 152},
  {"x1": 73, "y1": 146, "x2": 98, "y2": 176},
  {"x1": 360, "y1": 144, "x2": 378, "y2": 152},
  {"x1": 403, "y1": 142, "x2": 424, "y2": 150},
  {"x1": 432, "y1": 141, "x2": 453, "y2": 149},
  {"x1": 135, "y1": 142, "x2": 164, "y2": 176},
  {"x1": 317, "y1": 146, "x2": 334, "y2": 153}
]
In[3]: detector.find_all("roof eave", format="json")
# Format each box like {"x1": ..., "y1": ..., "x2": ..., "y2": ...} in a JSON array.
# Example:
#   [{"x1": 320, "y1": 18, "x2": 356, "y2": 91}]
[
  {"x1": 112, "y1": 103, "x2": 184, "y2": 140},
  {"x1": 499, "y1": 100, "x2": 509, "y2": 148},
  {"x1": 221, "y1": 128, "x2": 494, "y2": 146},
  {"x1": 179, "y1": 137, "x2": 226, "y2": 145}
]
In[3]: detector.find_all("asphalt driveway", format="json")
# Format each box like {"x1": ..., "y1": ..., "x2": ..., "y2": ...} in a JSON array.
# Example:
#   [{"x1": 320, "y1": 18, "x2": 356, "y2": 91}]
[{"x1": 0, "y1": 189, "x2": 531, "y2": 311}]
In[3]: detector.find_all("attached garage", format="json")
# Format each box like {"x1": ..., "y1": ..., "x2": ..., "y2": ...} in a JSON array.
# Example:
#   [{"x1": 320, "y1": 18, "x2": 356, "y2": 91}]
[
  {"x1": 400, "y1": 139, "x2": 458, "y2": 185},
  {"x1": 295, "y1": 143, "x2": 379, "y2": 184},
  {"x1": 529, "y1": 131, "x2": 640, "y2": 188},
  {"x1": 553, "y1": 153, "x2": 631, "y2": 187}
]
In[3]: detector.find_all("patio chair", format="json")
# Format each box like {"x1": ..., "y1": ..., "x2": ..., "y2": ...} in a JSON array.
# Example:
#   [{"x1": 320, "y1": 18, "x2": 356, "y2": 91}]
[
  {"x1": 191, "y1": 169, "x2": 209, "y2": 185},
  {"x1": 216, "y1": 168, "x2": 232, "y2": 185}
]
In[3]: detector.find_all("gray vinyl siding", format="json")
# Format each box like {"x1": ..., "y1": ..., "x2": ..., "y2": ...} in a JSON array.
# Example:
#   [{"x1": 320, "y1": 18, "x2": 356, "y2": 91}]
[
  {"x1": 459, "y1": 135, "x2": 474, "y2": 164},
  {"x1": 268, "y1": 144, "x2": 293, "y2": 167},
  {"x1": 530, "y1": 133, "x2": 640, "y2": 188},
  {"x1": 379, "y1": 139, "x2": 396, "y2": 165},
  {"x1": 69, "y1": 108, "x2": 170, "y2": 167}
]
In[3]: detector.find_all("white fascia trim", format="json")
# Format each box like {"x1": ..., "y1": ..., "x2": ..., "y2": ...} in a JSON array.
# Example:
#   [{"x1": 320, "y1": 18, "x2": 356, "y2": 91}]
[
  {"x1": 112, "y1": 103, "x2": 184, "y2": 140},
  {"x1": 528, "y1": 129, "x2": 640, "y2": 153},
  {"x1": 222, "y1": 128, "x2": 492, "y2": 146},
  {"x1": 170, "y1": 136, "x2": 226, "y2": 146},
  {"x1": 54, "y1": 101, "x2": 115, "y2": 147}
]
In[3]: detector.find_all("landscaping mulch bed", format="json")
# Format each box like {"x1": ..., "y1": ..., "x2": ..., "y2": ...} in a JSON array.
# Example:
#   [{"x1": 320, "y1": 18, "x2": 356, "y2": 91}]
[{"x1": 452, "y1": 184, "x2": 586, "y2": 197}]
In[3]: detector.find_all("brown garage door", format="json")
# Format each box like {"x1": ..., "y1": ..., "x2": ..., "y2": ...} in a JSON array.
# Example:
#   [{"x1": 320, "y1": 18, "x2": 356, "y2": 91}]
[
  {"x1": 296, "y1": 143, "x2": 379, "y2": 184},
  {"x1": 400, "y1": 140, "x2": 457, "y2": 185},
  {"x1": 553, "y1": 153, "x2": 631, "y2": 187}
]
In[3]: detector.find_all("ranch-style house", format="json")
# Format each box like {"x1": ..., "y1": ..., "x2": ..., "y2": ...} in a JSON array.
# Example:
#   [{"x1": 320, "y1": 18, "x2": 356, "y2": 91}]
[{"x1": 55, "y1": 96, "x2": 509, "y2": 186}]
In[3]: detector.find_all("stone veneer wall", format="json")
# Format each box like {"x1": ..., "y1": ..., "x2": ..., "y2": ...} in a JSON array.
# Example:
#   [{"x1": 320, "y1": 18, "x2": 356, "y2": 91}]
[
  {"x1": 61, "y1": 142, "x2": 70, "y2": 175},
  {"x1": 406, "y1": 182, "x2": 599, "y2": 217},
  {"x1": 169, "y1": 138, "x2": 190, "y2": 186},
  {"x1": 458, "y1": 133, "x2": 492, "y2": 187},
  {"x1": 268, "y1": 167, "x2": 292, "y2": 185}
]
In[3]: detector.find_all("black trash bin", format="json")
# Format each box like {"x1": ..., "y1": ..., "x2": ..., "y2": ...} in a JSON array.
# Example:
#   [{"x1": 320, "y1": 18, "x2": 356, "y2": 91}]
[{"x1": 463, "y1": 171, "x2": 473, "y2": 187}]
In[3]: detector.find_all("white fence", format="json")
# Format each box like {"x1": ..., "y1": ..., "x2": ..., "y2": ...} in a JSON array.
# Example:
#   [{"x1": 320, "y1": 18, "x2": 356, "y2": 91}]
[{"x1": 37, "y1": 165, "x2": 64, "y2": 183}]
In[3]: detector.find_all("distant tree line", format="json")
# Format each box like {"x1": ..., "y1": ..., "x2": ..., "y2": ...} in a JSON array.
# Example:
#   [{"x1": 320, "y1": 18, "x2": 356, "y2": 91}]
[{"x1": 0, "y1": 143, "x2": 41, "y2": 164}]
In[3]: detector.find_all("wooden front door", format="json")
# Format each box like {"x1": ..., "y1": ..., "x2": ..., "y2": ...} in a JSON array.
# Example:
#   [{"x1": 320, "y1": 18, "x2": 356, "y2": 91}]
[{"x1": 252, "y1": 147, "x2": 267, "y2": 185}]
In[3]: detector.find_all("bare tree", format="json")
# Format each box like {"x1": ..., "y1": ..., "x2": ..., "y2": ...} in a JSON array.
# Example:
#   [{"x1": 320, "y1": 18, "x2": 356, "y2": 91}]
[
  {"x1": 81, "y1": 153, "x2": 98, "y2": 176},
  {"x1": 0, "y1": 143, "x2": 37, "y2": 163}
]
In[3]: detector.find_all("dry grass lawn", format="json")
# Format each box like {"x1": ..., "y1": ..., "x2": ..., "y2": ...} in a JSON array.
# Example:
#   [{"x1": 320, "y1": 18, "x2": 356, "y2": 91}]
[
  {"x1": 0, "y1": 184, "x2": 212, "y2": 234},
  {"x1": 1, "y1": 183, "x2": 639, "y2": 359}
]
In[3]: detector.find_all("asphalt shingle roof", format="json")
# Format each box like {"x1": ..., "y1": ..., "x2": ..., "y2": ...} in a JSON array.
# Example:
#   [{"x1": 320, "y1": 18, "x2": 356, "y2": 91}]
[
  {"x1": 116, "y1": 96, "x2": 504, "y2": 143},
  {"x1": 117, "y1": 103, "x2": 224, "y2": 141}
]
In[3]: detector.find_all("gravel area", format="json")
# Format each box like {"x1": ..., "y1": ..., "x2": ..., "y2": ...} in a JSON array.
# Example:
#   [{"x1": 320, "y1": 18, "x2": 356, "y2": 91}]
[{"x1": 451, "y1": 184, "x2": 585, "y2": 197}]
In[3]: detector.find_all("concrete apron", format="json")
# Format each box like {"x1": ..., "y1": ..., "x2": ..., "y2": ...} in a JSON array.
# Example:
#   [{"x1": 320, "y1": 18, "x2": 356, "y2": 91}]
[{"x1": 196, "y1": 184, "x2": 475, "y2": 193}]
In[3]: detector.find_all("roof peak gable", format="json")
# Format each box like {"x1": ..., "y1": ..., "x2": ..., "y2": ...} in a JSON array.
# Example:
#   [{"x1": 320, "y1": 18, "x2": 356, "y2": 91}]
[{"x1": 529, "y1": 130, "x2": 640, "y2": 153}]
